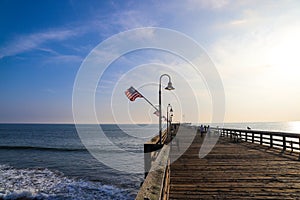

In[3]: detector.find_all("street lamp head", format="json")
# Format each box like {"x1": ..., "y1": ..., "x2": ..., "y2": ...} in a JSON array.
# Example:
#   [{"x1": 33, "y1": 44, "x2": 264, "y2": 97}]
[
  {"x1": 165, "y1": 81, "x2": 175, "y2": 90},
  {"x1": 170, "y1": 108, "x2": 173, "y2": 112}
]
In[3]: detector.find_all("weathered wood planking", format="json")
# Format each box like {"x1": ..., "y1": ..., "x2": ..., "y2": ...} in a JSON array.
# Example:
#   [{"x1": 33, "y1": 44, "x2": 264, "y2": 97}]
[{"x1": 168, "y1": 131, "x2": 300, "y2": 199}]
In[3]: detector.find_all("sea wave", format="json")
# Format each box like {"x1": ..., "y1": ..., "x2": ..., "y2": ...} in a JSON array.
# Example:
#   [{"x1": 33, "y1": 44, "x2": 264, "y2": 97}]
[
  {"x1": 0, "y1": 165, "x2": 134, "y2": 200},
  {"x1": 0, "y1": 145, "x2": 143, "y2": 154},
  {"x1": 0, "y1": 146, "x2": 86, "y2": 152}
]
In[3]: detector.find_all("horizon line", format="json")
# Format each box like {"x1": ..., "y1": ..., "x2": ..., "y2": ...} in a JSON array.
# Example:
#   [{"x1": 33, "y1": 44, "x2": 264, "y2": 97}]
[{"x1": 0, "y1": 120, "x2": 299, "y2": 125}]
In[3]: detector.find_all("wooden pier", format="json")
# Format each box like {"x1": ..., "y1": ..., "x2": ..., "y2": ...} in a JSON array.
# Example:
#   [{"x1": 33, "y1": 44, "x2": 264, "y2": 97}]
[{"x1": 136, "y1": 125, "x2": 300, "y2": 200}]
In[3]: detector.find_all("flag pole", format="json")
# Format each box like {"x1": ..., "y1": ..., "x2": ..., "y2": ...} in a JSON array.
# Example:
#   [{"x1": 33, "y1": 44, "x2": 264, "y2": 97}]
[{"x1": 142, "y1": 96, "x2": 159, "y2": 112}]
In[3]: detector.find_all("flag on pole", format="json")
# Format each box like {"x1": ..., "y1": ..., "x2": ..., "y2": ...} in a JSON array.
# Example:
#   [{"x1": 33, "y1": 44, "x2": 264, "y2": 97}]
[
  {"x1": 153, "y1": 110, "x2": 160, "y2": 117},
  {"x1": 125, "y1": 86, "x2": 167, "y2": 121},
  {"x1": 153, "y1": 111, "x2": 167, "y2": 121},
  {"x1": 125, "y1": 86, "x2": 143, "y2": 101}
]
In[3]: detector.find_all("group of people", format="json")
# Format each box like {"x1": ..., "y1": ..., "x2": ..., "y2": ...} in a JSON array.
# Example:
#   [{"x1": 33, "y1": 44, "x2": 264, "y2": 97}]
[{"x1": 198, "y1": 124, "x2": 210, "y2": 136}]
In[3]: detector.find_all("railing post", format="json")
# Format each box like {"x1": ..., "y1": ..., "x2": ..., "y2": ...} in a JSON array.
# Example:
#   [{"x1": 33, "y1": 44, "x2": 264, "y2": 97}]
[
  {"x1": 298, "y1": 137, "x2": 300, "y2": 160},
  {"x1": 260, "y1": 133, "x2": 263, "y2": 145},
  {"x1": 215, "y1": 128, "x2": 300, "y2": 160},
  {"x1": 282, "y1": 136, "x2": 286, "y2": 152}
]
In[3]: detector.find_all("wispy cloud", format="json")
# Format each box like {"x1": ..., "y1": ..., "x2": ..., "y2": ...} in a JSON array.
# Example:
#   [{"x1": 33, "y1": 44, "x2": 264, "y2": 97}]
[
  {"x1": 31, "y1": 46, "x2": 83, "y2": 66},
  {"x1": 229, "y1": 19, "x2": 248, "y2": 26},
  {"x1": 43, "y1": 88, "x2": 56, "y2": 94},
  {"x1": 43, "y1": 54, "x2": 83, "y2": 66},
  {"x1": 113, "y1": 10, "x2": 157, "y2": 30},
  {"x1": 0, "y1": 28, "x2": 80, "y2": 59},
  {"x1": 185, "y1": 0, "x2": 230, "y2": 10},
  {"x1": 87, "y1": 9, "x2": 158, "y2": 38}
]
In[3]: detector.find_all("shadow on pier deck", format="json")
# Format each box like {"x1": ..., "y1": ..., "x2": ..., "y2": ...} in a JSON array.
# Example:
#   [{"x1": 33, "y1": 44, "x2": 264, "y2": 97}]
[{"x1": 169, "y1": 127, "x2": 300, "y2": 199}]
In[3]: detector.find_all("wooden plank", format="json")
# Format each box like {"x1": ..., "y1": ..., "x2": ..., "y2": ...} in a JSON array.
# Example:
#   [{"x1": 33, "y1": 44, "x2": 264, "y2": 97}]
[{"x1": 168, "y1": 132, "x2": 300, "y2": 199}]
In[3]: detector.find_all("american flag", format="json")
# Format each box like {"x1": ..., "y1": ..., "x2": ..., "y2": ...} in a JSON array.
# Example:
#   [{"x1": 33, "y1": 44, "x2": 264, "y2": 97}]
[{"x1": 125, "y1": 86, "x2": 143, "y2": 101}]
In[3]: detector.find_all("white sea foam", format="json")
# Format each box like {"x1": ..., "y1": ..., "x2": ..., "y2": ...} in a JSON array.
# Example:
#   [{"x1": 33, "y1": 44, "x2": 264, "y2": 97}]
[{"x1": 0, "y1": 165, "x2": 133, "y2": 200}]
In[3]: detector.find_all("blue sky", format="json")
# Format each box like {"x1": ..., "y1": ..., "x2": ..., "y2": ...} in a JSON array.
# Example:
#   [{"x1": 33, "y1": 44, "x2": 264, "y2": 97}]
[{"x1": 1, "y1": 0, "x2": 300, "y2": 123}]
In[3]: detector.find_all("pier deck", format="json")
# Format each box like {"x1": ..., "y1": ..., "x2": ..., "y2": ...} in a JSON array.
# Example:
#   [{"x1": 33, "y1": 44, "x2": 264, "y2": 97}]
[{"x1": 169, "y1": 129, "x2": 300, "y2": 199}]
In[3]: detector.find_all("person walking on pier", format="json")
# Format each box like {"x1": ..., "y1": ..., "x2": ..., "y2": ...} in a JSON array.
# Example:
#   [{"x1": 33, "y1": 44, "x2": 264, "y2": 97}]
[
  {"x1": 207, "y1": 125, "x2": 211, "y2": 136},
  {"x1": 200, "y1": 125, "x2": 204, "y2": 137}
]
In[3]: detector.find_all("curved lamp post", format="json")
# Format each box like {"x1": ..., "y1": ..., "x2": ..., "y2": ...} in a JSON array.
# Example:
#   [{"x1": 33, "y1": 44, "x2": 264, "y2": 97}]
[{"x1": 159, "y1": 74, "x2": 175, "y2": 144}]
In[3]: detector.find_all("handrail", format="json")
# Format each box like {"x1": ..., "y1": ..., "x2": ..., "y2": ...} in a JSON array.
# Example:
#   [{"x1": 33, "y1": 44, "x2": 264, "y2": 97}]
[
  {"x1": 147, "y1": 129, "x2": 169, "y2": 145},
  {"x1": 144, "y1": 129, "x2": 168, "y2": 177},
  {"x1": 160, "y1": 159, "x2": 170, "y2": 200},
  {"x1": 136, "y1": 144, "x2": 171, "y2": 200},
  {"x1": 144, "y1": 123, "x2": 180, "y2": 178},
  {"x1": 214, "y1": 127, "x2": 300, "y2": 159},
  {"x1": 136, "y1": 123, "x2": 180, "y2": 200},
  {"x1": 221, "y1": 128, "x2": 300, "y2": 138}
]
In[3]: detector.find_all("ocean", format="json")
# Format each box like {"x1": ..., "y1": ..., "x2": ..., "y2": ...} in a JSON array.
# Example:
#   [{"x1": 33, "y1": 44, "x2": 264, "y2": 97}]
[
  {"x1": 0, "y1": 122, "x2": 299, "y2": 200},
  {"x1": 0, "y1": 124, "x2": 157, "y2": 200}
]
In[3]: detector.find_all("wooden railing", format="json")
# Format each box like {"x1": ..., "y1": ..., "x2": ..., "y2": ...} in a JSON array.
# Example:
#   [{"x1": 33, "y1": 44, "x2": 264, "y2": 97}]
[
  {"x1": 160, "y1": 159, "x2": 170, "y2": 200},
  {"x1": 136, "y1": 123, "x2": 179, "y2": 200},
  {"x1": 144, "y1": 129, "x2": 167, "y2": 178},
  {"x1": 144, "y1": 123, "x2": 180, "y2": 178},
  {"x1": 216, "y1": 127, "x2": 300, "y2": 158}
]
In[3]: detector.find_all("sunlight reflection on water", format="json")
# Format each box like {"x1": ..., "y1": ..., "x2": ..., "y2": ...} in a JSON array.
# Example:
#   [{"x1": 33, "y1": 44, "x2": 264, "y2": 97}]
[{"x1": 288, "y1": 121, "x2": 300, "y2": 133}]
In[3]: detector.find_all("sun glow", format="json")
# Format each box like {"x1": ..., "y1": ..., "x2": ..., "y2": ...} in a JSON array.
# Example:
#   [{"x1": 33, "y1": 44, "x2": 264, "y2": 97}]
[
  {"x1": 266, "y1": 29, "x2": 300, "y2": 76},
  {"x1": 288, "y1": 121, "x2": 300, "y2": 133}
]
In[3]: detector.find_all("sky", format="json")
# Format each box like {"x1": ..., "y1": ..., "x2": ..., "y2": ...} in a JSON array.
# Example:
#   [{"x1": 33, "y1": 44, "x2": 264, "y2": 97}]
[{"x1": 1, "y1": 0, "x2": 300, "y2": 124}]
